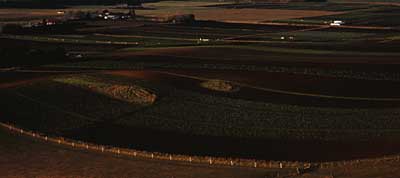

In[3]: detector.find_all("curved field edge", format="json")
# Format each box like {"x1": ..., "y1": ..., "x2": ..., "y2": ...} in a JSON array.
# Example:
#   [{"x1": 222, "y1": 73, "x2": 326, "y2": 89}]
[
  {"x1": 2, "y1": 122, "x2": 400, "y2": 170},
  {"x1": 2, "y1": 72, "x2": 400, "y2": 162},
  {"x1": 3, "y1": 73, "x2": 400, "y2": 140},
  {"x1": 0, "y1": 125, "x2": 281, "y2": 178},
  {"x1": 0, "y1": 122, "x2": 306, "y2": 170}
]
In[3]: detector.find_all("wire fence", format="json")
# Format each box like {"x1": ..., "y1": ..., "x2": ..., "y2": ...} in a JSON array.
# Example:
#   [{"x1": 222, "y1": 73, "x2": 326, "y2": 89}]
[{"x1": 1, "y1": 122, "x2": 399, "y2": 170}]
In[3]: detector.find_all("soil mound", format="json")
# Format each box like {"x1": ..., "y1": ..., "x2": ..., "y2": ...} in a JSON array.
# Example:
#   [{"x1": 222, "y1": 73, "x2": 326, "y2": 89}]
[
  {"x1": 54, "y1": 76, "x2": 156, "y2": 105},
  {"x1": 200, "y1": 79, "x2": 238, "y2": 92}
]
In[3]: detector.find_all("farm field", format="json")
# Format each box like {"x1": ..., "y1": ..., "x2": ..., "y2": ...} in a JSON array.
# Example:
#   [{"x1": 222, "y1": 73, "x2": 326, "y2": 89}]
[
  {"x1": 136, "y1": 1, "x2": 345, "y2": 23},
  {"x1": 0, "y1": 127, "x2": 282, "y2": 178},
  {"x1": 2, "y1": 0, "x2": 400, "y2": 177},
  {"x1": 2, "y1": 70, "x2": 400, "y2": 162},
  {"x1": 275, "y1": 5, "x2": 400, "y2": 27},
  {"x1": 207, "y1": 2, "x2": 381, "y2": 11}
]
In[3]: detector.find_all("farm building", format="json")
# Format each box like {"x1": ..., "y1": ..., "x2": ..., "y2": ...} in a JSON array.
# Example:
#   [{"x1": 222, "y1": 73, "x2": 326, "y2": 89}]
[
  {"x1": 99, "y1": 10, "x2": 134, "y2": 20},
  {"x1": 330, "y1": 20, "x2": 344, "y2": 26}
]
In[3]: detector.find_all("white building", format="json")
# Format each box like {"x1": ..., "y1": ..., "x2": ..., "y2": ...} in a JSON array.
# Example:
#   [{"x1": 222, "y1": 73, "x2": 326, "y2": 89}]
[{"x1": 330, "y1": 20, "x2": 344, "y2": 26}]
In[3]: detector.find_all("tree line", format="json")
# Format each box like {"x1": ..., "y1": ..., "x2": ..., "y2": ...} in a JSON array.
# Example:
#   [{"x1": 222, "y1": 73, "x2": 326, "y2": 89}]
[{"x1": 0, "y1": 0, "x2": 145, "y2": 8}]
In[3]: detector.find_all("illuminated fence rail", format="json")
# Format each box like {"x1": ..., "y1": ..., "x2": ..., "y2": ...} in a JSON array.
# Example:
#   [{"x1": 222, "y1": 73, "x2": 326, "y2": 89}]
[{"x1": 1, "y1": 122, "x2": 399, "y2": 170}]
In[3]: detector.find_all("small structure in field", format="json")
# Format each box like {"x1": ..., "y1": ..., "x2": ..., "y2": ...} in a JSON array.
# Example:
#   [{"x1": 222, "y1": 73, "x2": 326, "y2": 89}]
[
  {"x1": 167, "y1": 14, "x2": 195, "y2": 24},
  {"x1": 198, "y1": 38, "x2": 210, "y2": 43},
  {"x1": 330, "y1": 20, "x2": 344, "y2": 26},
  {"x1": 200, "y1": 79, "x2": 238, "y2": 92}
]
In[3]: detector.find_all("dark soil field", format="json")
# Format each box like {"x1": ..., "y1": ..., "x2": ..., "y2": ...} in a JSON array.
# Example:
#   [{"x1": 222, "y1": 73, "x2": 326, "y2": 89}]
[
  {"x1": 0, "y1": 71, "x2": 52, "y2": 86},
  {"x1": 2, "y1": 70, "x2": 400, "y2": 162},
  {"x1": 145, "y1": 69, "x2": 400, "y2": 99},
  {"x1": 108, "y1": 70, "x2": 400, "y2": 108}
]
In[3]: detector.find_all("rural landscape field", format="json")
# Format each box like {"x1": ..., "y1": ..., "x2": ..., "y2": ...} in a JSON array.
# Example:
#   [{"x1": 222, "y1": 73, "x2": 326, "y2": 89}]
[{"x1": 1, "y1": 0, "x2": 400, "y2": 177}]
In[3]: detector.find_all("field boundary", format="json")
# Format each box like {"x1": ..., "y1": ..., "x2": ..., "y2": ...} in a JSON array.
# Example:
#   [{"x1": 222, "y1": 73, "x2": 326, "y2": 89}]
[
  {"x1": 2, "y1": 122, "x2": 400, "y2": 170},
  {"x1": 0, "y1": 122, "x2": 305, "y2": 171}
]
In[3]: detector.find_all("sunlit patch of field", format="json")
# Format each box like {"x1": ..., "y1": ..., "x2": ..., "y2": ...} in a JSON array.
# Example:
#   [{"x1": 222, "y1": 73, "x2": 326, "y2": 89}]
[
  {"x1": 54, "y1": 75, "x2": 157, "y2": 105},
  {"x1": 190, "y1": 9, "x2": 344, "y2": 23},
  {"x1": 137, "y1": 1, "x2": 345, "y2": 23}
]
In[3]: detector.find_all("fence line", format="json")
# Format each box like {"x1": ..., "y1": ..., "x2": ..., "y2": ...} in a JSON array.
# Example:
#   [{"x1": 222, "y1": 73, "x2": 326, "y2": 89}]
[{"x1": 1, "y1": 122, "x2": 399, "y2": 170}]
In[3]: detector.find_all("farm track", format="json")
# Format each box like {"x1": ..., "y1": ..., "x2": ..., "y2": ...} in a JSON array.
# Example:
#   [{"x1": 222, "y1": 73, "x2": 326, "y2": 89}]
[{"x1": 90, "y1": 33, "x2": 319, "y2": 45}]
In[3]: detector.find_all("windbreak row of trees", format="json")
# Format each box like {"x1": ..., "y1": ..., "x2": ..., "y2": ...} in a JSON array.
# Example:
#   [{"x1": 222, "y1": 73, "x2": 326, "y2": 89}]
[{"x1": 0, "y1": 0, "x2": 144, "y2": 8}]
